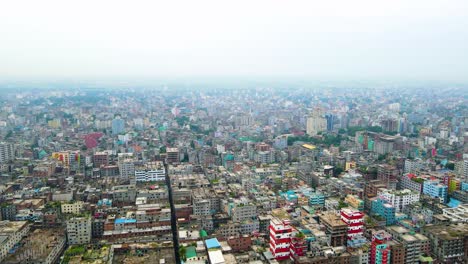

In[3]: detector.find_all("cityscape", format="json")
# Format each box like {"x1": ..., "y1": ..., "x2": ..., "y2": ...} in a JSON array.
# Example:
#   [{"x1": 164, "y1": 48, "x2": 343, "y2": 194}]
[
  {"x1": 0, "y1": 85, "x2": 466, "y2": 264},
  {"x1": 1, "y1": 1, "x2": 468, "y2": 264}
]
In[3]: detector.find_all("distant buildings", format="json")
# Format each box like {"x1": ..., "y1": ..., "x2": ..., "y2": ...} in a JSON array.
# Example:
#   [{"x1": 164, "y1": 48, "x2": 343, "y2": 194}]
[
  {"x1": 0, "y1": 142, "x2": 15, "y2": 164},
  {"x1": 306, "y1": 111, "x2": 326, "y2": 136},
  {"x1": 455, "y1": 159, "x2": 468, "y2": 182},
  {"x1": 166, "y1": 148, "x2": 180, "y2": 164},
  {"x1": 111, "y1": 116, "x2": 125, "y2": 135}
]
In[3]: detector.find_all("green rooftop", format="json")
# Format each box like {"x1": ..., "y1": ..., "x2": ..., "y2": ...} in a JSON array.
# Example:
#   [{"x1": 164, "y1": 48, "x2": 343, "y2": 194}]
[{"x1": 185, "y1": 246, "x2": 197, "y2": 259}]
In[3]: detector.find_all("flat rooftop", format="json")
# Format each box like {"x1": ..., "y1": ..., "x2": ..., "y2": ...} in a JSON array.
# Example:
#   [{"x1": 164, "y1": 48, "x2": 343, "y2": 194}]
[
  {"x1": 4, "y1": 228, "x2": 65, "y2": 263},
  {"x1": 0, "y1": 221, "x2": 28, "y2": 234},
  {"x1": 319, "y1": 213, "x2": 347, "y2": 227}
]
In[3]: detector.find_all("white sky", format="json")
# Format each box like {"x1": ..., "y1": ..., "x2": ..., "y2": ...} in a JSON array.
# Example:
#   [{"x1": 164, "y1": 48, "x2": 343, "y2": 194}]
[{"x1": 0, "y1": 0, "x2": 467, "y2": 82}]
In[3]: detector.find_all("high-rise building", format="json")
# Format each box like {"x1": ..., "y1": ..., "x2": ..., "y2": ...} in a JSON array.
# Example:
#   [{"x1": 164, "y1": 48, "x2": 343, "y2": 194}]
[
  {"x1": 306, "y1": 111, "x2": 326, "y2": 136},
  {"x1": 319, "y1": 212, "x2": 348, "y2": 247},
  {"x1": 112, "y1": 116, "x2": 125, "y2": 135},
  {"x1": 325, "y1": 113, "x2": 335, "y2": 131},
  {"x1": 93, "y1": 151, "x2": 109, "y2": 168},
  {"x1": 167, "y1": 148, "x2": 180, "y2": 164},
  {"x1": 377, "y1": 164, "x2": 399, "y2": 190},
  {"x1": 341, "y1": 208, "x2": 366, "y2": 248},
  {"x1": 269, "y1": 218, "x2": 292, "y2": 261},
  {"x1": 0, "y1": 142, "x2": 15, "y2": 163},
  {"x1": 454, "y1": 159, "x2": 468, "y2": 182},
  {"x1": 119, "y1": 159, "x2": 135, "y2": 180},
  {"x1": 371, "y1": 198, "x2": 396, "y2": 225},
  {"x1": 341, "y1": 208, "x2": 364, "y2": 239},
  {"x1": 66, "y1": 217, "x2": 91, "y2": 245},
  {"x1": 387, "y1": 226, "x2": 430, "y2": 264},
  {"x1": 370, "y1": 231, "x2": 392, "y2": 264}
]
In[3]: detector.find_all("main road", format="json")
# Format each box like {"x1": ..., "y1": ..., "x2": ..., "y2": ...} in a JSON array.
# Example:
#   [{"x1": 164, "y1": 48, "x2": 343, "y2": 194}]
[{"x1": 165, "y1": 161, "x2": 181, "y2": 264}]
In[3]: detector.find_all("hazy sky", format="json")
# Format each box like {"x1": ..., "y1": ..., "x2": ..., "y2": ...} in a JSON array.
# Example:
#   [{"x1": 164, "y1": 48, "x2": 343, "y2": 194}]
[{"x1": 1, "y1": 0, "x2": 467, "y2": 82}]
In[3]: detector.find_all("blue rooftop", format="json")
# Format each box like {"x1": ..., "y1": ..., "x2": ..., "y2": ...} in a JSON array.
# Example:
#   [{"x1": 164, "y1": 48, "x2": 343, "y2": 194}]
[
  {"x1": 115, "y1": 218, "x2": 137, "y2": 224},
  {"x1": 447, "y1": 198, "x2": 461, "y2": 208},
  {"x1": 205, "y1": 238, "x2": 221, "y2": 249}
]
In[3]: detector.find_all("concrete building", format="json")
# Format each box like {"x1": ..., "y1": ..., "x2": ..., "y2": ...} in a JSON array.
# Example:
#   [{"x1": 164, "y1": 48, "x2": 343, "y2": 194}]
[
  {"x1": 167, "y1": 148, "x2": 180, "y2": 164},
  {"x1": 319, "y1": 212, "x2": 348, "y2": 247},
  {"x1": 134, "y1": 161, "x2": 165, "y2": 182},
  {"x1": 377, "y1": 165, "x2": 399, "y2": 190},
  {"x1": 371, "y1": 198, "x2": 396, "y2": 225},
  {"x1": 454, "y1": 159, "x2": 468, "y2": 182},
  {"x1": 269, "y1": 218, "x2": 292, "y2": 261},
  {"x1": 0, "y1": 221, "x2": 30, "y2": 262},
  {"x1": 231, "y1": 203, "x2": 257, "y2": 222},
  {"x1": 118, "y1": 158, "x2": 135, "y2": 180},
  {"x1": 93, "y1": 151, "x2": 109, "y2": 168},
  {"x1": 2, "y1": 228, "x2": 66, "y2": 264},
  {"x1": 66, "y1": 217, "x2": 92, "y2": 245},
  {"x1": 0, "y1": 142, "x2": 15, "y2": 164},
  {"x1": 400, "y1": 174, "x2": 423, "y2": 193},
  {"x1": 404, "y1": 159, "x2": 425, "y2": 174},
  {"x1": 112, "y1": 185, "x2": 137, "y2": 203},
  {"x1": 306, "y1": 111, "x2": 326, "y2": 136},
  {"x1": 422, "y1": 223, "x2": 467, "y2": 262},
  {"x1": 422, "y1": 180, "x2": 448, "y2": 203},
  {"x1": 377, "y1": 188, "x2": 420, "y2": 213},
  {"x1": 442, "y1": 204, "x2": 467, "y2": 222},
  {"x1": 387, "y1": 226, "x2": 429, "y2": 264},
  {"x1": 345, "y1": 194, "x2": 364, "y2": 211},
  {"x1": 61, "y1": 201, "x2": 84, "y2": 215}
]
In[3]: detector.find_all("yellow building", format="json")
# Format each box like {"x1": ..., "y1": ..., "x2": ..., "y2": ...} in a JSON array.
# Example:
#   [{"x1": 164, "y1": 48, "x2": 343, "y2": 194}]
[
  {"x1": 52, "y1": 152, "x2": 70, "y2": 167},
  {"x1": 47, "y1": 119, "x2": 61, "y2": 128},
  {"x1": 61, "y1": 201, "x2": 84, "y2": 215},
  {"x1": 345, "y1": 194, "x2": 364, "y2": 211},
  {"x1": 345, "y1": 162, "x2": 356, "y2": 171}
]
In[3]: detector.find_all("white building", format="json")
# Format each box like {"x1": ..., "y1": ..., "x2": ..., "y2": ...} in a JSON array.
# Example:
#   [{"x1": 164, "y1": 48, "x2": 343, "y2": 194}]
[
  {"x1": 66, "y1": 217, "x2": 91, "y2": 245},
  {"x1": 377, "y1": 188, "x2": 420, "y2": 213},
  {"x1": 404, "y1": 158, "x2": 425, "y2": 174},
  {"x1": 231, "y1": 204, "x2": 257, "y2": 222},
  {"x1": 442, "y1": 204, "x2": 467, "y2": 222},
  {"x1": 134, "y1": 161, "x2": 165, "y2": 182}
]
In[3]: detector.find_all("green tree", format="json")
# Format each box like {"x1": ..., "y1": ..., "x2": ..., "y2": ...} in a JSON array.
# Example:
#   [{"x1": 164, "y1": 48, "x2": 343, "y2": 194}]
[{"x1": 179, "y1": 246, "x2": 187, "y2": 262}]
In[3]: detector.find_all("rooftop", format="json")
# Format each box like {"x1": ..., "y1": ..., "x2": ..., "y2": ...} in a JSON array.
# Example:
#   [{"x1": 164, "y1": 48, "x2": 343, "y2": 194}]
[{"x1": 4, "y1": 228, "x2": 65, "y2": 263}]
